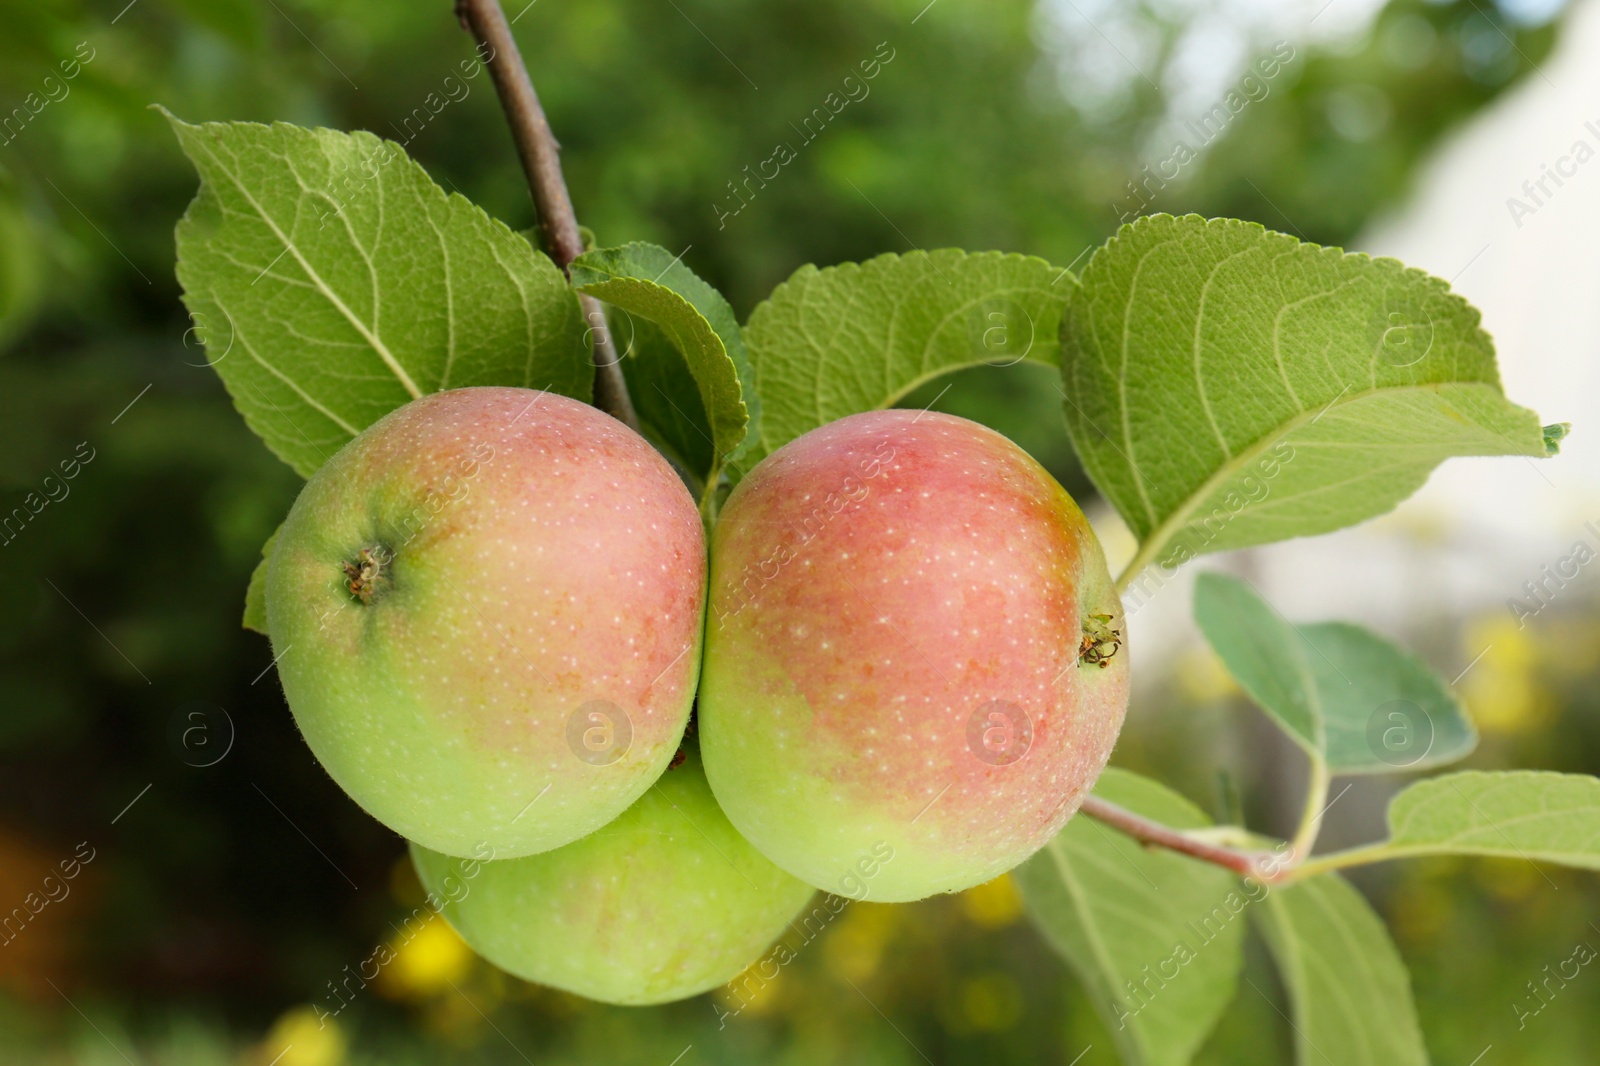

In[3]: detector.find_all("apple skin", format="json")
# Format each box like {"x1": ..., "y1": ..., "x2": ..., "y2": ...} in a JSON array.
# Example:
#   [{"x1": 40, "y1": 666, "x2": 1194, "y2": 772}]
[
  {"x1": 698, "y1": 409, "x2": 1129, "y2": 902},
  {"x1": 265, "y1": 387, "x2": 705, "y2": 860},
  {"x1": 410, "y1": 741, "x2": 817, "y2": 1006}
]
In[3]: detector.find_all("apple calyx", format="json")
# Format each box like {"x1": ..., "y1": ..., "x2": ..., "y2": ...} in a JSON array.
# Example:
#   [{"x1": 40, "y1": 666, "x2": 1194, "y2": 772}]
[
  {"x1": 1079, "y1": 613, "x2": 1122, "y2": 669},
  {"x1": 342, "y1": 545, "x2": 392, "y2": 605}
]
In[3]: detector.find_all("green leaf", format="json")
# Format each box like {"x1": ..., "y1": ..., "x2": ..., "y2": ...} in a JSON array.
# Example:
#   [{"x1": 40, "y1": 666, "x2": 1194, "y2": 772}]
[
  {"x1": 1374, "y1": 770, "x2": 1600, "y2": 869},
  {"x1": 1255, "y1": 874, "x2": 1428, "y2": 1066},
  {"x1": 617, "y1": 316, "x2": 716, "y2": 481},
  {"x1": 1063, "y1": 214, "x2": 1554, "y2": 575},
  {"x1": 241, "y1": 525, "x2": 279, "y2": 635},
  {"x1": 1193, "y1": 572, "x2": 1476, "y2": 774},
  {"x1": 167, "y1": 112, "x2": 591, "y2": 478},
  {"x1": 742, "y1": 250, "x2": 1068, "y2": 471},
  {"x1": 570, "y1": 242, "x2": 754, "y2": 493},
  {"x1": 1013, "y1": 769, "x2": 1245, "y2": 1066}
]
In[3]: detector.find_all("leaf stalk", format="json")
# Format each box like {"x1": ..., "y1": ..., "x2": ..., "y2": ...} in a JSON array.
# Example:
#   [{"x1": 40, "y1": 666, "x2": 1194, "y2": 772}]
[
  {"x1": 1079, "y1": 789, "x2": 1402, "y2": 886},
  {"x1": 1287, "y1": 755, "x2": 1332, "y2": 863},
  {"x1": 1078, "y1": 795, "x2": 1280, "y2": 881}
]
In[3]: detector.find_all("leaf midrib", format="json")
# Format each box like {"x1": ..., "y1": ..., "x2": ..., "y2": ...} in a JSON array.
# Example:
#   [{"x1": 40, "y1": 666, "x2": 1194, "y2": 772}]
[
  {"x1": 1295, "y1": 879, "x2": 1388, "y2": 1065},
  {"x1": 1045, "y1": 840, "x2": 1153, "y2": 1064},
  {"x1": 1116, "y1": 381, "x2": 1509, "y2": 588},
  {"x1": 194, "y1": 128, "x2": 423, "y2": 400}
]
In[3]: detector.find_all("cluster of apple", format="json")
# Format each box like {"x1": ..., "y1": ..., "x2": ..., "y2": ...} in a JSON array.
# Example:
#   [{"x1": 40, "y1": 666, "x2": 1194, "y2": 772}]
[{"x1": 265, "y1": 385, "x2": 1129, "y2": 1005}]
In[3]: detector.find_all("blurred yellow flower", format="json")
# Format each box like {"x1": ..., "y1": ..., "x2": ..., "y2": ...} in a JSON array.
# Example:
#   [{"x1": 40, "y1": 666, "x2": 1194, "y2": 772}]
[
  {"x1": 1387, "y1": 880, "x2": 1452, "y2": 943},
  {"x1": 1470, "y1": 616, "x2": 1537, "y2": 670},
  {"x1": 1176, "y1": 647, "x2": 1238, "y2": 704},
  {"x1": 823, "y1": 902, "x2": 897, "y2": 982},
  {"x1": 260, "y1": 1006, "x2": 345, "y2": 1066},
  {"x1": 1379, "y1": 506, "x2": 1451, "y2": 545},
  {"x1": 959, "y1": 874, "x2": 1023, "y2": 929},
  {"x1": 1538, "y1": 615, "x2": 1600, "y2": 679},
  {"x1": 958, "y1": 972, "x2": 1023, "y2": 1032},
  {"x1": 377, "y1": 913, "x2": 474, "y2": 999},
  {"x1": 1459, "y1": 616, "x2": 1553, "y2": 735},
  {"x1": 1474, "y1": 857, "x2": 1544, "y2": 903},
  {"x1": 715, "y1": 956, "x2": 783, "y2": 1018}
]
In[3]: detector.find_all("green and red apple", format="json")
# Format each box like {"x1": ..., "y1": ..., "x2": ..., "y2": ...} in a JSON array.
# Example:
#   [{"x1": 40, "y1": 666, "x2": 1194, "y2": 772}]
[
  {"x1": 698, "y1": 410, "x2": 1129, "y2": 902},
  {"x1": 266, "y1": 386, "x2": 706, "y2": 859}
]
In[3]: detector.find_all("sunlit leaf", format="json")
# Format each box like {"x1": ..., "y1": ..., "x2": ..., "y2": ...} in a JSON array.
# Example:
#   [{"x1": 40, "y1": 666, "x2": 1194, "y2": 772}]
[
  {"x1": 168, "y1": 113, "x2": 591, "y2": 478},
  {"x1": 1063, "y1": 214, "x2": 1555, "y2": 572}
]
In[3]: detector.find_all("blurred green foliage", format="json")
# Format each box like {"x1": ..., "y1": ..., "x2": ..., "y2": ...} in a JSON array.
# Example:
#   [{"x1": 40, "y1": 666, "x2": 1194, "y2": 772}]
[{"x1": 0, "y1": 0, "x2": 1586, "y2": 1062}]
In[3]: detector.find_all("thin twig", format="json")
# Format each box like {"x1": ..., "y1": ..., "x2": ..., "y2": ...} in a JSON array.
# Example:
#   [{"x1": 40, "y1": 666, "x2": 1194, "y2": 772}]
[
  {"x1": 1079, "y1": 794, "x2": 1279, "y2": 881},
  {"x1": 455, "y1": 0, "x2": 639, "y2": 431}
]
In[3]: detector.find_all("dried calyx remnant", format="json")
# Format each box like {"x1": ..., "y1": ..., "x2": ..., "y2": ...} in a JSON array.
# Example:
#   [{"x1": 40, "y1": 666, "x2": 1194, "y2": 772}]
[
  {"x1": 1079, "y1": 613, "x2": 1122, "y2": 669},
  {"x1": 343, "y1": 546, "x2": 392, "y2": 605}
]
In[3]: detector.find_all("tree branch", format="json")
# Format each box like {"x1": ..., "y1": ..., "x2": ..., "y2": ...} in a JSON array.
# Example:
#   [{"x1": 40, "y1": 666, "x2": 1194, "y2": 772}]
[
  {"x1": 1078, "y1": 794, "x2": 1282, "y2": 881},
  {"x1": 455, "y1": 0, "x2": 639, "y2": 431}
]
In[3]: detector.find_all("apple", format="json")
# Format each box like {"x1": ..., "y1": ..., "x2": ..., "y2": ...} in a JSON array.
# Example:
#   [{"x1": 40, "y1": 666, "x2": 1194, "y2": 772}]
[
  {"x1": 265, "y1": 386, "x2": 705, "y2": 859},
  {"x1": 410, "y1": 740, "x2": 817, "y2": 1005},
  {"x1": 698, "y1": 409, "x2": 1129, "y2": 901}
]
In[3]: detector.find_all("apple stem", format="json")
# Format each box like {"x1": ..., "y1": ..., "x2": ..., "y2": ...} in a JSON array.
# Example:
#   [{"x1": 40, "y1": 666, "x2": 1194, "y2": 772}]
[
  {"x1": 1078, "y1": 794, "x2": 1283, "y2": 882},
  {"x1": 455, "y1": 0, "x2": 641, "y2": 432}
]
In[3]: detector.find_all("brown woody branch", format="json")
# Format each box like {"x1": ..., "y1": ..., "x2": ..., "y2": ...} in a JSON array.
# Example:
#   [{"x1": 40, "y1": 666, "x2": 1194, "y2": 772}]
[{"x1": 455, "y1": 0, "x2": 639, "y2": 431}]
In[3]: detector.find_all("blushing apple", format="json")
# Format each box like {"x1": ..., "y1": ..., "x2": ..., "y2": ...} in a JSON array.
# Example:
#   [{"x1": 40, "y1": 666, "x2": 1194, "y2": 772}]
[
  {"x1": 698, "y1": 409, "x2": 1128, "y2": 901},
  {"x1": 410, "y1": 741, "x2": 816, "y2": 1005},
  {"x1": 265, "y1": 386, "x2": 705, "y2": 859}
]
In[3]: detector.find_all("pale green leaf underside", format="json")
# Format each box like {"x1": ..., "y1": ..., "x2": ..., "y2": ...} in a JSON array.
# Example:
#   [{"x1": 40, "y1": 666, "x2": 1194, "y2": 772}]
[
  {"x1": 1063, "y1": 214, "x2": 1550, "y2": 570},
  {"x1": 241, "y1": 525, "x2": 279, "y2": 634},
  {"x1": 1193, "y1": 573, "x2": 1475, "y2": 774},
  {"x1": 742, "y1": 250, "x2": 1067, "y2": 473},
  {"x1": 1378, "y1": 770, "x2": 1600, "y2": 868},
  {"x1": 1194, "y1": 573, "x2": 1319, "y2": 750},
  {"x1": 1014, "y1": 768, "x2": 1243, "y2": 1066},
  {"x1": 1255, "y1": 874, "x2": 1429, "y2": 1066},
  {"x1": 571, "y1": 242, "x2": 753, "y2": 484},
  {"x1": 168, "y1": 113, "x2": 591, "y2": 478}
]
